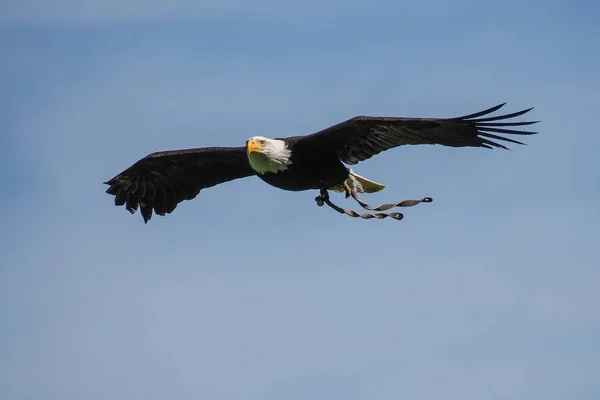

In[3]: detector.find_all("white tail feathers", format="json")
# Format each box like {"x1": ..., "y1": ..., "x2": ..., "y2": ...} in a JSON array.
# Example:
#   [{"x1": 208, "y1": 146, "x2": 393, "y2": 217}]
[{"x1": 330, "y1": 169, "x2": 387, "y2": 194}]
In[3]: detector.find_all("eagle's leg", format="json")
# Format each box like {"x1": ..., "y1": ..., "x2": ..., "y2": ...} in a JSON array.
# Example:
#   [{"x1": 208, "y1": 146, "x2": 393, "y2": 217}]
[
  {"x1": 315, "y1": 188, "x2": 329, "y2": 207},
  {"x1": 343, "y1": 181, "x2": 352, "y2": 199}
]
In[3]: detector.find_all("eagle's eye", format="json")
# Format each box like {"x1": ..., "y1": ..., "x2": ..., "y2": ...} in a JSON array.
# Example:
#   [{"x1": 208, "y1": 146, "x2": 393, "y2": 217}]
[{"x1": 260, "y1": 139, "x2": 266, "y2": 146}]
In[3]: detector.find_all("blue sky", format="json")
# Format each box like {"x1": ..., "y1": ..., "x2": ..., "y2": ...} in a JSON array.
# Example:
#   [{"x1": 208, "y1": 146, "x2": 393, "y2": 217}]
[{"x1": 1, "y1": 1, "x2": 599, "y2": 399}]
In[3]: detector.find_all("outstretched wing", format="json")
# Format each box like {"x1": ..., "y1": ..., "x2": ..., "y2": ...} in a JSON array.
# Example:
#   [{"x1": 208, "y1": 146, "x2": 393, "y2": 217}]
[
  {"x1": 297, "y1": 103, "x2": 538, "y2": 165},
  {"x1": 104, "y1": 147, "x2": 255, "y2": 223}
]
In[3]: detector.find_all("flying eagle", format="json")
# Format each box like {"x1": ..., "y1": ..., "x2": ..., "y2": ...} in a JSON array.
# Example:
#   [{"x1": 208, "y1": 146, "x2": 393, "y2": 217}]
[{"x1": 105, "y1": 103, "x2": 537, "y2": 223}]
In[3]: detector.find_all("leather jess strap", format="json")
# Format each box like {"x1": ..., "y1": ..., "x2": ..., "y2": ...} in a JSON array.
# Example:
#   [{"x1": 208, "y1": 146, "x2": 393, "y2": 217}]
[{"x1": 315, "y1": 188, "x2": 433, "y2": 220}]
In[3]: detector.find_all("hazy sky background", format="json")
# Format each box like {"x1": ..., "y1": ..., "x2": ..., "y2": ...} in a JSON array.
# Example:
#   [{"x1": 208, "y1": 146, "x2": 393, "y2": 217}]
[{"x1": 1, "y1": 1, "x2": 599, "y2": 399}]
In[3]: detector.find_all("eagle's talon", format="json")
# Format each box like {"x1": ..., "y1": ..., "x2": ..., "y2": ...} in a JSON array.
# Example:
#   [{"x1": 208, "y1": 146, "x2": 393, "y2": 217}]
[
  {"x1": 315, "y1": 189, "x2": 330, "y2": 207},
  {"x1": 343, "y1": 181, "x2": 352, "y2": 198}
]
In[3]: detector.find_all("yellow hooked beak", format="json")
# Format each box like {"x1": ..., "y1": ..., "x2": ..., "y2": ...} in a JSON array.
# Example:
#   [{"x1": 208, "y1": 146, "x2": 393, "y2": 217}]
[{"x1": 246, "y1": 139, "x2": 264, "y2": 154}]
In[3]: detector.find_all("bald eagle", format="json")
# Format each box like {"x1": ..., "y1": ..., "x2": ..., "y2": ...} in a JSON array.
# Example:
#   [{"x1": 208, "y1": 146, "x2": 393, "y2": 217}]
[{"x1": 105, "y1": 103, "x2": 537, "y2": 223}]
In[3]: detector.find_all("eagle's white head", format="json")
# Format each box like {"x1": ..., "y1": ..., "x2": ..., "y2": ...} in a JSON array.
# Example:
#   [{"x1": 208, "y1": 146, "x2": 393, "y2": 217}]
[{"x1": 246, "y1": 136, "x2": 292, "y2": 174}]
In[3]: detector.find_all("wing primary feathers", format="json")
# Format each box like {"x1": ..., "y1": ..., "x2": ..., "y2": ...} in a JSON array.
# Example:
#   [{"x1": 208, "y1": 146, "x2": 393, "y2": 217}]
[
  {"x1": 478, "y1": 132, "x2": 526, "y2": 146},
  {"x1": 301, "y1": 102, "x2": 538, "y2": 164},
  {"x1": 479, "y1": 138, "x2": 509, "y2": 149},
  {"x1": 477, "y1": 121, "x2": 538, "y2": 127},
  {"x1": 114, "y1": 188, "x2": 127, "y2": 206},
  {"x1": 453, "y1": 103, "x2": 506, "y2": 120},
  {"x1": 478, "y1": 127, "x2": 538, "y2": 135},
  {"x1": 469, "y1": 107, "x2": 534, "y2": 123},
  {"x1": 105, "y1": 183, "x2": 119, "y2": 196},
  {"x1": 145, "y1": 182, "x2": 156, "y2": 205},
  {"x1": 140, "y1": 204, "x2": 153, "y2": 223},
  {"x1": 128, "y1": 180, "x2": 139, "y2": 194},
  {"x1": 136, "y1": 180, "x2": 146, "y2": 198},
  {"x1": 126, "y1": 192, "x2": 139, "y2": 214},
  {"x1": 161, "y1": 178, "x2": 179, "y2": 214},
  {"x1": 152, "y1": 180, "x2": 168, "y2": 216},
  {"x1": 104, "y1": 146, "x2": 255, "y2": 223}
]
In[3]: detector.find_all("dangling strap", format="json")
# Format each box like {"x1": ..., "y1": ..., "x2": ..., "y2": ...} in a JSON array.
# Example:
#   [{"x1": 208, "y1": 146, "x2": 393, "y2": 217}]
[{"x1": 315, "y1": 189, "x2": 432, "y2": 220}]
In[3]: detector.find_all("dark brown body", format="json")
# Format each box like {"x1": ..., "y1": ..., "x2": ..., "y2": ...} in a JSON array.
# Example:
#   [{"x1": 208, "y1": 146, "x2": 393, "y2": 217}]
[{"x1": 256, "y1": 137, "x2": 350, "y2": 191}]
